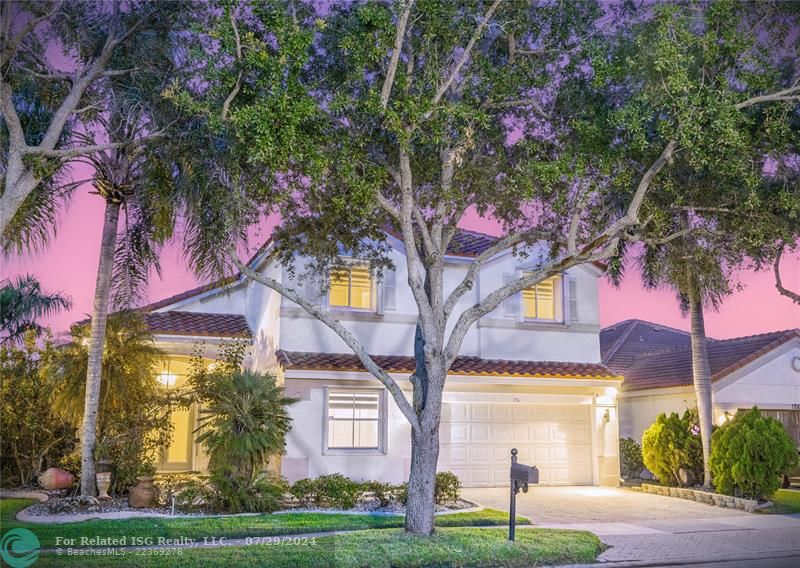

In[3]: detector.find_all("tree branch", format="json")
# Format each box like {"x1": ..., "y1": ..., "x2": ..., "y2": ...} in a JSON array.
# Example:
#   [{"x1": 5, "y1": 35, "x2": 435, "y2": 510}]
[
  {"x1": 26, "y1": 130, "x2": 167, "y2": 159},
  {"x1": 221, "y1": 5, "x2": 243, "y2": 122},
  {"x1": 426, "y1": 0, "x2": 501, "y2": 112},
  {"x1": 736, "y1": 85, "x2": 800, "y2": 110},
  {"x1": 231, "y1": 255, "x2": 421, "y2": 430},
  {"x1": 0, "y1": 1, "x2": 61, "y2": 68},
  {"x1": 627, "y1": 139, "x2": 678, "y2": 223},
  {"x1": 380, "y1": 0, "x2": 414, "y2": 109},
  {"x1": 485, "y1": 98, "x2": 549, "y2": 118},
  {"x1": 774, "y1": 246, "x2": 800, "y2": 304}
]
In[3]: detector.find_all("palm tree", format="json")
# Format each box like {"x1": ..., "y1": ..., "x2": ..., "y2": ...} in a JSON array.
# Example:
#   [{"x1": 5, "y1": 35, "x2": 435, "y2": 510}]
[
  {"x1": 0, "y1": 274, "x2": 71, "y2": 344},
  {"x1": 73, "y1": 108, "x2": 176, "y2": 496},
  {"x1": 630, "y1": 223, "x2": 736, "y2": 489}
]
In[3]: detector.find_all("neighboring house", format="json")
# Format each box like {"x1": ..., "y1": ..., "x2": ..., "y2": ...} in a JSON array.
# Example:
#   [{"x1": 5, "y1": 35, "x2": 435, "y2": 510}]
[
  {"x1": 135, "y1": 228, "x2": 623, "y2": 487},
  {"x1": 603, "y1": 319, "x2": 800, "y2": 447}
]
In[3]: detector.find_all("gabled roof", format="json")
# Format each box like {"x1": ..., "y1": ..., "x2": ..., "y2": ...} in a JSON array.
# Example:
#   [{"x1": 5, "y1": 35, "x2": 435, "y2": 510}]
[
  {"x1": 144, "y1": 311, "x2": 251, "y2": 338},
  {"x1": 276, "y1": 350, "x2": 621, "y2": 380},
  {"x1": 601, "y1": 320, "x2": 800, "y2": 392}
]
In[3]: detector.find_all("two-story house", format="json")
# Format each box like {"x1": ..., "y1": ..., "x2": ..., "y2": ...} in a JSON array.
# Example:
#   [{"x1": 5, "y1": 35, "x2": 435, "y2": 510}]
[{"x1": 139, "y1": 228, "x2": 623, "y2": 487}]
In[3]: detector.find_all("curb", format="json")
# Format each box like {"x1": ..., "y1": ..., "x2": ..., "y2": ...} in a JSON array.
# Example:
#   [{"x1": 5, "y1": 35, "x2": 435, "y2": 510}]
[{"x1": 551, "y1": 549, "x2": 800, "y2": 568}]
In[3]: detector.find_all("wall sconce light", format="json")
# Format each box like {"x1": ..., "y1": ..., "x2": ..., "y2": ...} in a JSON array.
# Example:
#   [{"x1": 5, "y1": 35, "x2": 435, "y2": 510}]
[
  {"x1": 603, "y1": 408, "x2": 611, "y2": 423},
  {"x1": 716, "y1": 411, "x2": 732, "y2": 426},
  {"x1": 157, "y1": 371, "x2": 176, "y2": 388}
]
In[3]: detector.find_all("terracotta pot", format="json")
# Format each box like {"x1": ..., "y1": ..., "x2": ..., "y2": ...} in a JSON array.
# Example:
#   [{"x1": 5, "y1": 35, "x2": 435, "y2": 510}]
[
  {"x1": 129, "y1": 476, "x2": 159, "y2": 508},
  {"x1": 39, "y1": 467, "x2": 75, "y2": 490},
  {"x1": 96, "y1": 472, "x2": 112, "y2": 500}
]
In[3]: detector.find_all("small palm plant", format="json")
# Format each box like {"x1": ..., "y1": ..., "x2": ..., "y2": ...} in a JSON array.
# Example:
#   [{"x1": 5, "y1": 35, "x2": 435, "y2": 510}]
[
  {"x1": 0, "y1": 274, "x2": 71, "y2": 344},
  {"x1": 189, "y1": 341, "x2": 296, "y2": 512}
]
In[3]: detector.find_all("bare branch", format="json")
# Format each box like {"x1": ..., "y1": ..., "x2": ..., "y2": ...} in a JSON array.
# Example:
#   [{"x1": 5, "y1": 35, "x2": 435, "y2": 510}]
[
  {"x1": 26, "y1": 130, "x2": 167, "y2": 159},
  {"x1": 231, "y1": 255, "x2": 421, "y2": 429},
  {"x1": 221, "y1": 5, "x2": 243, "y2": 122},
  {"x1": 427, "y1": 0, "x2": 502, "y2": 112},
  {"x1": 380, "y1": 0, "x2": 414, "y2": 109},
  {"x1": 0, "y1": 1, "x2": 61, "y2": 68},
  {"x1": 627, "y1": 139, "x2": 678, "y2": 223},
  {"x1": 443, "y1": 229, "x2": 556, "y2": 317},
  {"x1": 774, "y1": 246, "x2": 800, "y2": 304},
  {"x1": 735, "y1": 85, "x2": 800, "y2": 110},
  {"x1": 485, "y1": 98, "x2": 549, "y2": 118},
  {"x1": 19, "y1": 66, "x2": 73, "y2": 81}
]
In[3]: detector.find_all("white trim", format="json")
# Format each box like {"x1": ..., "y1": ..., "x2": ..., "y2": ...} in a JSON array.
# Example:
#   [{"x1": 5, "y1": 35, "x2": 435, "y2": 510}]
[{"x1": 712, "y1": 337, "x2": 800, "y2": 391}]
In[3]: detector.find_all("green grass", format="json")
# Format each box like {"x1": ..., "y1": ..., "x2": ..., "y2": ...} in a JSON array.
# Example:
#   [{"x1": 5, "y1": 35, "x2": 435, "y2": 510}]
[
  {"x1": 1, "y1": 499, "x2": 528, "y2": 548},
  {"x1": 32, "y1": 528, "x2": 602, "y2": 567},
  {"x1": 767, "y1": 489, "x2": 800, "y2": 514}
]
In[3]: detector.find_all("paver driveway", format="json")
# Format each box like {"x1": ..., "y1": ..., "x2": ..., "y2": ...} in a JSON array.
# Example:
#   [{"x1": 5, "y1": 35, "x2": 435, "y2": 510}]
[
  {"x1": 461, "y1": 486, "x2": 748, "y2": 524},
  {"x1": 462, "y1": 486, "x2": 800, "y2": 566}
]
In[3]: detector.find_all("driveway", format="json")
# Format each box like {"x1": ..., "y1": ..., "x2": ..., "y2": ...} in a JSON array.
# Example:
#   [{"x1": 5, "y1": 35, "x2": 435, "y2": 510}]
[
  {"x1": 462, "y1": 486, "x2": 800, "y2": 566},
  {"x1": 461, "y1": 486, "x2": 748, "y2": 524}
]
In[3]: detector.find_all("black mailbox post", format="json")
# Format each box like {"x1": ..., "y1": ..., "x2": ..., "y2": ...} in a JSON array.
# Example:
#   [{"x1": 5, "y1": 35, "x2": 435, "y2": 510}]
[{"x1": 509, "y1": 448, "x2": 539, "y2": 541}]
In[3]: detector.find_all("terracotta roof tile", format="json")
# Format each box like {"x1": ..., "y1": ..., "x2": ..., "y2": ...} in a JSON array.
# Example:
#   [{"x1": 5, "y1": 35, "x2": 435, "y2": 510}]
[
  {"x1": 144, "y1": 311, "x2": 251, "y2": 338},
  {"x1": 276, "y1": 350, "x2": 620, "y2": 380},
  {"x1": 602, "y1": 321, "x2": 800, "y2": 391}
]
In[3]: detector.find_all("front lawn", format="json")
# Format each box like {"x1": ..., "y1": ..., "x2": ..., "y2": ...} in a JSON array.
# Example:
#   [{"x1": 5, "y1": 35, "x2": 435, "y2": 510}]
[
  {"x1": 767, "y1": 489, "x2": 800, "y2": 514},
  {"x1": 1, "y1": 499, "x2": 527, "y2": 548},
  {"x1": 32, "y1": 527, "x2": 603, "y2": 567}
]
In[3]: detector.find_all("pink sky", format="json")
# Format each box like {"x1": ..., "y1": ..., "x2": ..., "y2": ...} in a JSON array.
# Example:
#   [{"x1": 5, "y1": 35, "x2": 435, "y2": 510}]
[{"x1": 3, "y1": 177, "x2": 799, "y2": 339}]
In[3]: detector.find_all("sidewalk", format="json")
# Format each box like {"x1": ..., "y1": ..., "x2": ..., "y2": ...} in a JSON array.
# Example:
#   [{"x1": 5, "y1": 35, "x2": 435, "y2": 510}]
[{"x1": 534, "y1": 513, "x2": 800, "y2": 566}]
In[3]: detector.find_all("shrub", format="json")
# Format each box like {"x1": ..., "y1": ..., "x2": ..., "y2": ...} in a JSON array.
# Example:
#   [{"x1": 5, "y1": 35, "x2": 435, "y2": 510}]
[
  {"x1": 364, "y1": 480, "x2": 399, "y2": 507},
  {"x1": 642, "y1": 410, "x2": 703, "y2": 486},
  {"x1": 289, "y1": 477, "x2": 318, "y2": 506},
  {"x1": 0, "y1": 332, "x2": 76, "y2": 487},
  {"x1": 188, "y1": 340, "x2": 296, "y2": 512},
  {"x1": 397, "y1": 472, "x2": 461, "y2": 506},
  {"x1": 619, "y1": 437, "x2": 645, "y2": 480},
  {"x1": 710, "y1": 407, "x2": 799, "y2": 500},
  {"x1": 435, "y1": 471, "x2": 461, "y2": 504},
  {"x1": 206, "y1": 473, "x2": 287, "y2": 513},
  {"x1": 314, "y1": 474, "x2": 365, "y2": 509}
]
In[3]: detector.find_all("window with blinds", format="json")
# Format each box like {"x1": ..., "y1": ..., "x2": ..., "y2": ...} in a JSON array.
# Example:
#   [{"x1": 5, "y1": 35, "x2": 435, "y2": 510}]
[
  {"x1": 521, "y1": 275, "x2": 561, "y2": 321},
  {"x1": 329, "y1": 265, "x2": 373, "y2": 310},
  {"x1": 326, "y1": 390, "x2": 384, "y2": 451}
]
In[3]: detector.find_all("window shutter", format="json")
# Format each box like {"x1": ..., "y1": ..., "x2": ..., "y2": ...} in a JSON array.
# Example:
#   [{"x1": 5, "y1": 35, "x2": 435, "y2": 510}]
[
  {"x1": 502, "y1": 273, "x2": 518, "y2": 318},
  {"x1": 567, "y1": 275, "x2": 579, "y2": 323},
  {"x1": 377, "y1": 268, "x2": 396, "y2": 315}
]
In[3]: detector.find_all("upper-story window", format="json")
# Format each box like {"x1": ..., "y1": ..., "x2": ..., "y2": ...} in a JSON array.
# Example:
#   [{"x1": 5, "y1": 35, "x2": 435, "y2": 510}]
[
  {"x1": 329, "y1": 265, "x2": 373, "y2": 310},
  {"x1": 521, "y1": 274, "x2": 562, "y2": 321}
]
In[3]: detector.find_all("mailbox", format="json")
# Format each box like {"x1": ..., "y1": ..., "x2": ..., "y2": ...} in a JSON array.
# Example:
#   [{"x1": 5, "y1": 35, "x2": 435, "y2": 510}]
[{"x1": 508, "y1": 448, "x2": 539, "y2": 541}]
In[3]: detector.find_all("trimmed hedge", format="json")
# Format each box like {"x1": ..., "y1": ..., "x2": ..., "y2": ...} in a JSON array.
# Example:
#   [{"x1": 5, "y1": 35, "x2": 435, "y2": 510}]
[
  {"x1": 289, "y1": 472, "x2": 463, "y2": 509},
  {"x1": 642, "y1": 410, "x2": 702, "y2": 486},
  {"x1": 710, "y1": 407, "x2": 798, "y2": 500}
]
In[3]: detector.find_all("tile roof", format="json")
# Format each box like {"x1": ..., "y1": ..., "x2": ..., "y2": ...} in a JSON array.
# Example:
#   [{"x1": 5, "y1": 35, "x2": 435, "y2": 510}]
[
  {"x1": 276, "y1": 350, "x2": 621, "y2": 380},
  {"x1": 601, "y1": 320, "x2": 800, "y2": 391},
  {"x1": 600, "y1": 319, "x2": 695, "y2": 373},
  {"x1": 144, "y1": 311, "x2": 252, "y2": 338}
]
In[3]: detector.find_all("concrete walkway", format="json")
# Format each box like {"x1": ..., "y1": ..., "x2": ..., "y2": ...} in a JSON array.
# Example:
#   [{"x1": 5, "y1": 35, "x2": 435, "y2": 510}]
[{"x1": 462, "y1": 487, "x2": 800, "y2": 566}]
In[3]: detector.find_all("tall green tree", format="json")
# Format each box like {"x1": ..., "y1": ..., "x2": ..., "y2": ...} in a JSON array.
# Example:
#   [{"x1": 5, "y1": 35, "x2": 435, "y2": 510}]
[
  {"x1": 0, "y1": 274, "x2": 71, "y2": 344},
  {"x1": 0, "y1": 0, "x2": 175, "y2": 244},
  {"x1": 608, "y1": 2, "x2": 800, "y2": 488},
  {"x1": 176, "y1": 1, "x2": 799, "y2": 533}
]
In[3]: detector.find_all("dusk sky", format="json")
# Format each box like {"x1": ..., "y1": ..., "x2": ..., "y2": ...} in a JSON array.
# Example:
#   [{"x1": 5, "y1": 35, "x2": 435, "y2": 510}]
[{"x1": 4, "y1": 166, "x2": 799, "y2": 340}]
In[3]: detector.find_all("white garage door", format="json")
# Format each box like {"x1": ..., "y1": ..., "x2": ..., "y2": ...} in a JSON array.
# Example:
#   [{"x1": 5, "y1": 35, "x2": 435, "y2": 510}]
[{"x1": 438, "y1": 402, "x2": 594, "y2": 487}]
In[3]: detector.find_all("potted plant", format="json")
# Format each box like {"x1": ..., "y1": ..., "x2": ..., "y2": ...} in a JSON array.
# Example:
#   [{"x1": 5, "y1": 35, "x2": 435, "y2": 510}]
[{"x1": 94, "y1": 437, "x2": 114, "y2": 500}]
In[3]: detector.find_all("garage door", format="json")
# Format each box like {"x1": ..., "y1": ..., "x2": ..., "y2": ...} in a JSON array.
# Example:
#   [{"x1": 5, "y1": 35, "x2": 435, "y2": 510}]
[{"x1": 438, "y1": 402, "x2": 594, "y2": 487}]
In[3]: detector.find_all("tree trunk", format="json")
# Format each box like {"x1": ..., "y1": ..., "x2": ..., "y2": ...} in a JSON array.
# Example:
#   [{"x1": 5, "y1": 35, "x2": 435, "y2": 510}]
[
  {"x1": 688, "y1": 280, "x2": 714, "y2": 489},
  {"x1": 80, "y1": 199, "x2": 120, "y2": 496},
  {"x1": 404, "y1": 425, "x2": 440, "y2": 535}
]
